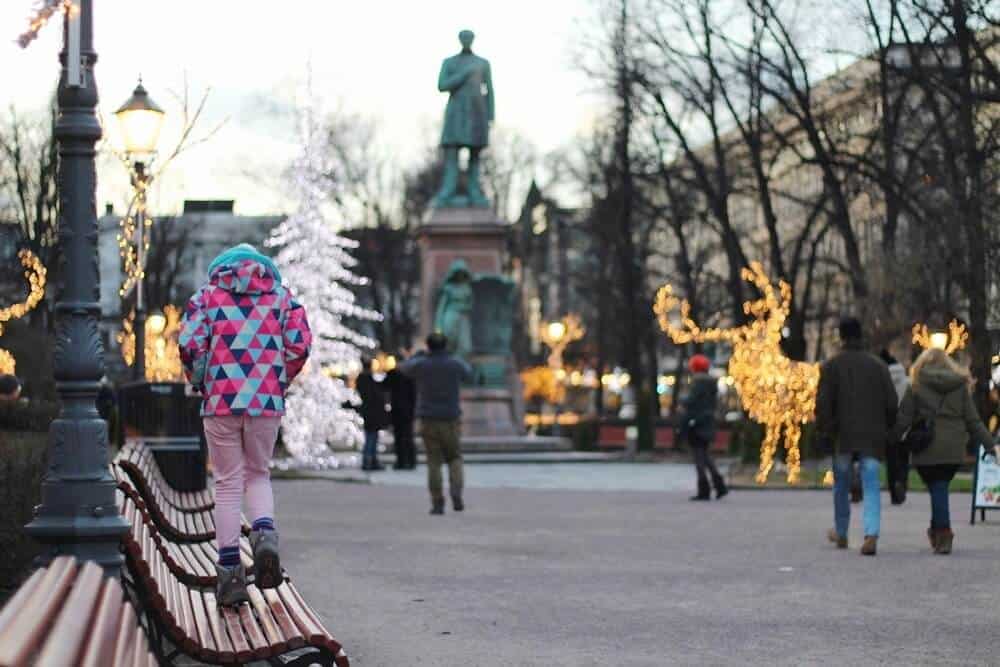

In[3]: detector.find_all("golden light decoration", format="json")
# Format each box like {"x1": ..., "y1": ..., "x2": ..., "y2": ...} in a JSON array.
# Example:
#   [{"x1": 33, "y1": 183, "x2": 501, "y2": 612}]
[
  {"x1": 521, "y1": 365, "x2": 564, "y2": 404},
  {"x1": 371, "y1": 352, "x2": 397, "y2": 373},
  {"x1": 16, "y1": 0, "x2": 74, "y2": 49},
  {"x1": 655, "y1": 262, "x2": 819, "y2": 484},
  {"x1": 117, "y1": 178, "x2": 153, "y2": 299},
  {"x1": 539, "y1": 314, "x2": 585, "y2": 370},
  {"x1": 118, "y1": 305, "x2": 183, "y2": 381},
  {"x1": 912, "y1": 320, "x2": 968, "y2": 354},
  {"x1": 0, "y1": 349, "x2": 15, "y2": 376},
  {"x1": 0, "y1": 249, "x2": 48, "y2": 377}
]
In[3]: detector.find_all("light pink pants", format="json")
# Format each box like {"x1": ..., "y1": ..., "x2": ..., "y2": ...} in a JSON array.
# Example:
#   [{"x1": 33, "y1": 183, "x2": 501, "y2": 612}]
[{"x1": 203, "y1": 415, "x2": 281, "y2": 551}]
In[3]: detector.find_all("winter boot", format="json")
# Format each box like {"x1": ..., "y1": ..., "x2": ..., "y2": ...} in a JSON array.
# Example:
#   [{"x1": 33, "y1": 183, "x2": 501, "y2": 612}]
[
  {"x1": 452, "y1": 494, "x2": 464, "y2": 512},
  {"x1": 712, "y1": 475, "x2": 729, "y2": 500},
  {"x1": 430, "y1": 499, "x2": 445, "y2": 515},
  {"x1": 860, "y1": 535, "x2": 878, "y2": 556},
  {"x1": 934, "y1": 528, "x2": 954, "y2": 555},
  {"x1": 926, "y1": 527, "x2": 939, "y2": 551},
  {"x1": 689, "y1": 479, "x2": 711, "y2": 502},
  {"x1": 827, "y1": 528, "x2": 848, "y2": 549},
  {"x1": 250, "y1": 529, "x2": 281, "y2": 589},
  {"x1": 216, "y1": 563, "x2": 250, "y2": 607}
]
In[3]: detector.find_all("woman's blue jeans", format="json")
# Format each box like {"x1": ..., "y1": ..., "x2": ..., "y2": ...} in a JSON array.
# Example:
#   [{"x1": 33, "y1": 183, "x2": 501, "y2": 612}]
[
  {"x1": 927, "y1": 480, "x2": 951, "y2": 529},
  {"x1": 833, "y1": 454, "x2": 881, "y2": 538}
]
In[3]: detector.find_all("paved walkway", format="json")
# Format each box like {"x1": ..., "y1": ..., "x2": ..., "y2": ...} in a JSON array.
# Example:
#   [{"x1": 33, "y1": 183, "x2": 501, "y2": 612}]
[{"x1": 275, "y1": 471, "x2": 1000, "y2": 666}]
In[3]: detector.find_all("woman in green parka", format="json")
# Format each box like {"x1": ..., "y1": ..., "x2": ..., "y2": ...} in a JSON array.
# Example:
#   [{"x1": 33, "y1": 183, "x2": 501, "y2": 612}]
[{"x1": 892, "y1": 348, "x2": 996, "y2": 554}]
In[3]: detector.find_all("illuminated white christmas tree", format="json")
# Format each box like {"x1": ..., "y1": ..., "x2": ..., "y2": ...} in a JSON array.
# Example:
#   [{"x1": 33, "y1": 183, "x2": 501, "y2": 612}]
[{"x1": 265, "y1": 101, "x2": 379, "y2": 466}]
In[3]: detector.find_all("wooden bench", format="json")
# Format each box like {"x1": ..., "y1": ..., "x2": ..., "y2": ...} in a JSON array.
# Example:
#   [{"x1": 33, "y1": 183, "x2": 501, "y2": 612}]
[
  {"x1": 0, "y1": 556, "x2": 156, "y2": 667},
  {"x1": 118, "y1": 491, "x2": 348, "y2": 666},
  {"x1": 118, "y1": 440, "x2": 214, "y2": 513},
  {"x1": 119, "y1": 488, "x2": 259, "y2": 587},
  {"x1": 112, "y1": 461, "x2": 249, "y2": 543}
]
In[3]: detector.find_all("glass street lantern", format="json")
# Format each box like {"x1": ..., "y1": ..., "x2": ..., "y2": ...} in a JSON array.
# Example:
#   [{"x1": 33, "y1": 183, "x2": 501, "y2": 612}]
[
  {"x1": 115, "y1": 78, "x2": 165, "y2": 380},
  {"x1": 114, "y1": 80, "x2": 165, "y2": 157}
]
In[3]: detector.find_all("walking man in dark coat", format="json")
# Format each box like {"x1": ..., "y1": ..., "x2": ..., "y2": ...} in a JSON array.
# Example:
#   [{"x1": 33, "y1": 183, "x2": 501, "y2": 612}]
[
  {"x1": 399, "y1": 332, "x2": 473, "y2": 514},
  {"x1": 816, "y1": 318, "x2": 898, "y2": 556},
  {"x1": 679, "y1": 354, "x2": 729, "y2": 501},
  {"x1": 385, "y1": 352, "x2": 418, "y2": 470},
  {"x1": 356, "y1": 357, "x2": 388, "y2": 471}
]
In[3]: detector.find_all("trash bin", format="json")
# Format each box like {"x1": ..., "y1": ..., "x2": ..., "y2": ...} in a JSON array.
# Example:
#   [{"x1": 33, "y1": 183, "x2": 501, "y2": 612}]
[{"x1": 119, "y1": 381, "x2": 207, "y2": 491}]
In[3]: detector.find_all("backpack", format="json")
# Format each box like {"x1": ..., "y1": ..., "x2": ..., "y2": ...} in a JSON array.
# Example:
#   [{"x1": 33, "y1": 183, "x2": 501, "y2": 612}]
[{"x1": 903, "y1": 391, "x2": 948, "y2": 454}]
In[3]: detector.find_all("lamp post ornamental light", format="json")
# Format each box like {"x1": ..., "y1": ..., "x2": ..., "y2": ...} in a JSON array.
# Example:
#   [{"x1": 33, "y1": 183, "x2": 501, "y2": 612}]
[
  {"x1": 539, "y1": 314, "x2": 585, "y2": 434},
  {"x1": 114, "y1": 79, "x2": 165, "y2": 380}
]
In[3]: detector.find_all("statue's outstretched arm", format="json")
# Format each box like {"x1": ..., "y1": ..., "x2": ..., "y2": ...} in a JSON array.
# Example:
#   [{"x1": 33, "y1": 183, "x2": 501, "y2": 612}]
[
  {"x1": 438, "y1": 60, "x2": 469, "y2": 92},
  {"x1": 485, "y1": 62, "x2": 495, "y2": 122}
]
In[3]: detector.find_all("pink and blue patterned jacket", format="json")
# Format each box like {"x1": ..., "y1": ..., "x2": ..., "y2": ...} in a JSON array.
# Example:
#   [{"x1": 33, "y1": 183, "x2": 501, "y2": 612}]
[{"x1": 179, "y1": 258, "x2": 312, "y2": 417}]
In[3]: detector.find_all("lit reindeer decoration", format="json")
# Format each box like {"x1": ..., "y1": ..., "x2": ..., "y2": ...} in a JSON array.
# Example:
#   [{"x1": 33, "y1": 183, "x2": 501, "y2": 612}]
[
  {"x1": 912, "y1": 320, "x2": 968, "y2": 354},
  {"x1": 655, "y1": 262, "x2": 819, "y2": 484}
]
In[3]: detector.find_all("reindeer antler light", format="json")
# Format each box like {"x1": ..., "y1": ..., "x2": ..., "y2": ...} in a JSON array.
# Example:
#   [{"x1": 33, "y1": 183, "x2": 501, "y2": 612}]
[{"x1": 912, "y1": 320, "x2": 968, "y2": 354}]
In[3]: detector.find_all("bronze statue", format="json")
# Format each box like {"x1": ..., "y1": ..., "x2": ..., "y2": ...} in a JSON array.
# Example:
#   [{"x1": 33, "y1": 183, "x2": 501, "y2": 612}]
[
  {"x1": 434, "y1": 260, "x2": 475, "y2": 359},
  {"x1": 435, "y1": 30, "x2": 494, "y2": 208}
]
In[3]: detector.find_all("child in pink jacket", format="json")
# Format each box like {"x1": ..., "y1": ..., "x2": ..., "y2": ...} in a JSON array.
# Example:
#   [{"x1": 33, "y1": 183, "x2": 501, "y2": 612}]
[{"x1": 179, "y1": 244, "x2": 311, "y2": 606}]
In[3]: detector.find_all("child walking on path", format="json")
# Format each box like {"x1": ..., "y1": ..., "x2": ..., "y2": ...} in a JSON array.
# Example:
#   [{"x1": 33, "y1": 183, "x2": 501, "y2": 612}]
[{"x1": 179, "y1": 244, "x2": 312, "y2": 606}]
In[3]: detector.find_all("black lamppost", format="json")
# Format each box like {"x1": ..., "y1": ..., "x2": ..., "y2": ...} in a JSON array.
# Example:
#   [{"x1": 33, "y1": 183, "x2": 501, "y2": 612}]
[
  {"x1": 25, "y1": 0, "x2": 129, "y2": 576},
  {"x1": 115, "y1": 80, "x2": 165, "y2": 380}
]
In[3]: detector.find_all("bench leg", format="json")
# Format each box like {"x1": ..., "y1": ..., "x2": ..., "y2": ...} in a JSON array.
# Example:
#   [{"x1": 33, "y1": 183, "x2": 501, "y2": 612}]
[{"x1": 271, "y1": 647, "x2": 348, "y2": 667}]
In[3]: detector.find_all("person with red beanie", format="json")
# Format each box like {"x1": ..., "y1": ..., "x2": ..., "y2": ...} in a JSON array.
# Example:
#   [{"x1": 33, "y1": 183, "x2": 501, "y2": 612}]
[{"x1": 678, "y1": 354, "x2": 728, "y2": 500}]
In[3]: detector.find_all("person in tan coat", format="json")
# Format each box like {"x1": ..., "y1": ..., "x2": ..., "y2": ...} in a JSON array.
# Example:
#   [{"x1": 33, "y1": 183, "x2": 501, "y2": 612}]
[{"x1": 892, "y1": 348, "x2": 996, "y2": 554}]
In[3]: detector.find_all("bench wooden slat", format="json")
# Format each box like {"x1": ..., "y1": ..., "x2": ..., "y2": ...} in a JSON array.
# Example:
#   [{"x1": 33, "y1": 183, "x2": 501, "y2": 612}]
[
  {"x1": 201, "y1": 591, "x2": 236, "y2": 664},
  {"x1": 247, "y1": 586, "x2": 286, "y2": 653},
  {"x1": 187, "y1": 588, "x2": 219, "y2": 662},
  {"x1": 263, "y1": 587, "x2": 305, "y2": 649},
  {"x1": 174, "y1": 580, "x2": 199, "y2": 654},
  {"x1": 0, "y1": 569, "x2": 45, "y2": 634},
  {"x1": 222, "y1": 605, "x2": 254, "y2": 663},
  {"x1": 130, "y1": 625, "x2": 152, "y2": 667},
  {"x1": 35, "y1": 561, "x2": 105, "y2": 667},
  {"x1": 278, "y1": 582, "x2": 330, "y2": 647},
  {"x1": 0, "y1": 557, "x2": 77, "y2": 667},
  {"x1": 237, "y1": 601, "x2": 270, "y2": 659},
  {"x1": 111, "y1": 603, "x2": 138, "y2": 667},
  {"x1": 77, "y1": 579, "x2": 125, "y2": 667}
]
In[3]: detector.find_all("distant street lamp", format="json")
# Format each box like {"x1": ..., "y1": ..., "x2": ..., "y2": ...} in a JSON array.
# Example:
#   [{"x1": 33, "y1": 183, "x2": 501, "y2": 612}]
[
  {"x1": 115, "y1": 79, "x2": 165, "y2": 380},
  {"x1": 539, "y1": 314, "x2": 585, "y2": 433},
  {"x1": 539, "y1": 315, "x2": 584, "y2": 371}
]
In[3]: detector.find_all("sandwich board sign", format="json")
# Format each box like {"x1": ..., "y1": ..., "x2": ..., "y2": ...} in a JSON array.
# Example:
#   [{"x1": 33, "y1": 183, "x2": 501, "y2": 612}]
[{"x1": 971, "y1": 445, "x2": 1000, "y2": 525}]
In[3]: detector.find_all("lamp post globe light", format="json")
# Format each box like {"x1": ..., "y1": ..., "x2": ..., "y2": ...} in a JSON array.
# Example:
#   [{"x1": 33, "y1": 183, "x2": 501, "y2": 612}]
[
  {"x1": 538, "y1": 315, "x2": 585, "y2": 434},
  {"x1": 115, "y1": 79, "x2": 165, "y2": 380},
  {"x1": 24, "y1": 0, "x2": 130, "y2": 576}
]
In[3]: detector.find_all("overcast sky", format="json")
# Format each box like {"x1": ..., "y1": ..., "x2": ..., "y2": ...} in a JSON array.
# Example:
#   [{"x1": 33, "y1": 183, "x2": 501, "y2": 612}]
[{"x1": 2, "y1": 1, "x2": 600, "y2": 216}]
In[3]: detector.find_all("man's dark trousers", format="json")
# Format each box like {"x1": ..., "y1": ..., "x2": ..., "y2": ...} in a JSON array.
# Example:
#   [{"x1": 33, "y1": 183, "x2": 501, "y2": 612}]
[{"x1": 393, "y1": 419, "x2": 416, "y2": 469}]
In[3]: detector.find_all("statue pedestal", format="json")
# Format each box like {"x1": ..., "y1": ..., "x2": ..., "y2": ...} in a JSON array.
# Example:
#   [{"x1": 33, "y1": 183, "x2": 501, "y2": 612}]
[
  {"x1": 419, "y1": 206, "x2": 508, "y2": 340},
  {"x1": 419, "y1": 206, "x2": 523, "y2": 438},
  {"x1": 460, "y1": 387, "x2": 519, "y2": 437}
]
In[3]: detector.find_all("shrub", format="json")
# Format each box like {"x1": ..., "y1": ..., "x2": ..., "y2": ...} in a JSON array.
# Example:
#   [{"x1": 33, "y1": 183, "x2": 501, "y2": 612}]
[
  {"x1": 0, "y1": 431, "x2": 47, "y2": 603},
  {"x1": 0, "y1": 400, "x2": 60, "y2": 433}
]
